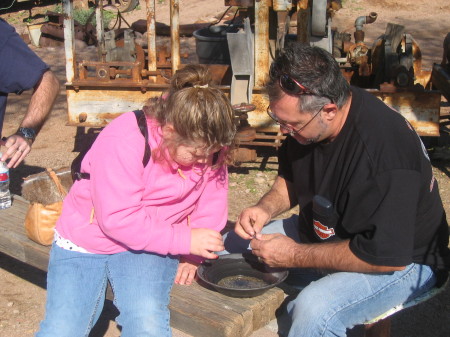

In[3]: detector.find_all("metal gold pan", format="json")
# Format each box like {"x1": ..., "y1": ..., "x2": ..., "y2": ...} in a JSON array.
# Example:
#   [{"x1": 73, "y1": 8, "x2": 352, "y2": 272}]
[{"x1": 197, "y1": 252, "x2": 288, "y2": 298}]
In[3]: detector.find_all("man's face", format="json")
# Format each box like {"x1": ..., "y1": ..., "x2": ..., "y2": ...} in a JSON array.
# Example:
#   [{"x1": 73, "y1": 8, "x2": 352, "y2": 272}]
[{"x1": 269, "y1": 94, "x2": 326, "y2": 145}]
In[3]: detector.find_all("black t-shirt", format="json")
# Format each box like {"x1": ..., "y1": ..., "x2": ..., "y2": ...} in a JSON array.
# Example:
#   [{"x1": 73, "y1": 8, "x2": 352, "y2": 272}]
[
  {"x1": 278, "y1": 86, "x2": 450, "y2": 270},
  {"x1": 0, "y1": 18, "x2": 49, "y2": 137}
]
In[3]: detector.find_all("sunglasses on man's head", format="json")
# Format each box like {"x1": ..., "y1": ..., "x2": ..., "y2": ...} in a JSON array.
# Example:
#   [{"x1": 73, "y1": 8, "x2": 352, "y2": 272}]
[
  {"x1": 279, "y1": 74, "x2": 314, "y2": 96},
  {"x1": 279, "y1": 74, "x2": 334, "y2": 103}
]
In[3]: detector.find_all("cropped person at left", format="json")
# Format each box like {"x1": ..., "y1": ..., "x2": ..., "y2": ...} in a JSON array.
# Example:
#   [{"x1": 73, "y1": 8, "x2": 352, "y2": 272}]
[{"x1": 0, "y1": 18, "x2": 60, "y2": 168}]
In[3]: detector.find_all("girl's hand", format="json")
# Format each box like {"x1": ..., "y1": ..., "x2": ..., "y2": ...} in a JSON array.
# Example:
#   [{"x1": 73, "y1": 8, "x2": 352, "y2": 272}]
[
  {"x1": 190, "y1": 228, "x2": 224, "y2": 259},
  {"x1": 175, "y1": 257, "x2": 199, "y2": 285}
]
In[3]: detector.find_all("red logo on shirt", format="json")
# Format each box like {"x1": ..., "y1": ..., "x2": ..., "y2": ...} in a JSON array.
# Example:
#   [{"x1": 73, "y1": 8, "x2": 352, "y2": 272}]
[{"x1": 313, "y1": 220, "x2": 335, "y2": 240}]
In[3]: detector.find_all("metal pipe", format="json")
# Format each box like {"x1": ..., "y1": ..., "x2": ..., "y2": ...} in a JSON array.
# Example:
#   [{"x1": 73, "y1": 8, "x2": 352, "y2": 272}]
[
  {"x1": 355, "y1": 12, "x2": 377, "y2": 31},
  {"x1": 95, "y1": 0, "x2": 105, "y2": 62},
  {"x1": 146, "y1": 0, "x2": 157, "y2": 75},
  {"x1": 354, "y1": 12, "x2": 377, "y2": 44},
  {"x1": 254, "y1": 0, "x2": 270, "y2": 88},
  {"x1": 170, "y1": 0, "x2": 180, "y2": 73},
  {"x1": 63, "y1": 0, "x2": 75, "y2": 83}
]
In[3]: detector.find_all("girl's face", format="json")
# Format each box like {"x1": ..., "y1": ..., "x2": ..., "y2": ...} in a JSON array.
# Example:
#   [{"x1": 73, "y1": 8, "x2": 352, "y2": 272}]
[
  {"x1": 170, "y1": 143, "x2": 214, "y2": 167},
  {"x1": 172, "y1": 143, "x2": 220, "y2": 167},
  {"x1": 162, "y1": 124, "x2": 220, "y2": 167}
]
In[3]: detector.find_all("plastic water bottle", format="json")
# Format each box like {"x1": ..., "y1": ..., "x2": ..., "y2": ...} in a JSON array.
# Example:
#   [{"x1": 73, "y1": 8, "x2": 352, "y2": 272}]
[{"x1": 0, "y1": 153, "x2": 12, "y2": 209}]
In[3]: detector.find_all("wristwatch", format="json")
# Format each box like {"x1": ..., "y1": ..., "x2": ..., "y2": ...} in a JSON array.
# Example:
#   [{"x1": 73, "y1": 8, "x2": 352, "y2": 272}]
[{"x1": 16, "y1": 127, "x2": 37, "y2": 143}]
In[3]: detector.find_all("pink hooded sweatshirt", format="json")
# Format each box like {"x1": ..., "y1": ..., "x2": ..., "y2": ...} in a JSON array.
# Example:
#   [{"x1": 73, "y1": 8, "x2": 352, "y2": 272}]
[{"x1": 56, "y1": 111, "x2": 228, "y2": 260}]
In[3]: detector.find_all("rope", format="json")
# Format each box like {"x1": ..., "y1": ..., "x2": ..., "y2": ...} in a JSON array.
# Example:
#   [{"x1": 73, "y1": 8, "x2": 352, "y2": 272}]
[{"x1": 0, "y1": 0, "x2": 16, "y2": 11}]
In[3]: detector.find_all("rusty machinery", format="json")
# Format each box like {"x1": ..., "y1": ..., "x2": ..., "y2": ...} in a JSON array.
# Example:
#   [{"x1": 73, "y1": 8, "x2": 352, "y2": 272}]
[
  {"x1": 63, "y1": 0, "x2": 441, "y2": 162},
  {"x1": 431, "y1": 33, "x2": 450, "y2": 105}
]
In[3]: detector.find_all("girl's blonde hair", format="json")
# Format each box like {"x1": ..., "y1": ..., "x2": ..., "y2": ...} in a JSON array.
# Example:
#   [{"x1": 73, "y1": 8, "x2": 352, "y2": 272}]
[{"x1": 145, "y1": 64, "x2": 236, "y2": 167}]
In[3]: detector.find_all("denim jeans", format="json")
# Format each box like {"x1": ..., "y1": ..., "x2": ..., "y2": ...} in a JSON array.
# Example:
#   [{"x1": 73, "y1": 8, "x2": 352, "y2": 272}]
[
  {"x1": 36, "y1": 244, "x2": 179, "y2": 337},
  {"x1": 221, "y1": 216, "x2": 437, "y2": 337}
]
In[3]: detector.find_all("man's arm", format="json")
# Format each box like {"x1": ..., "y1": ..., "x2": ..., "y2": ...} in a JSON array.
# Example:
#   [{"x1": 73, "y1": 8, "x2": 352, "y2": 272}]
[
  {"x1": 1, "y1": 70, "x2": 60, "y2": 167},
  {"x1": 256, "y1": 175, "x2": 297, "y2": 218},
  {"x1": 20, "y1": 70, "x2": 60, "y2": 131},
  {"x1": 252, "y1": 235, "x2": 405, "y2": 273}
]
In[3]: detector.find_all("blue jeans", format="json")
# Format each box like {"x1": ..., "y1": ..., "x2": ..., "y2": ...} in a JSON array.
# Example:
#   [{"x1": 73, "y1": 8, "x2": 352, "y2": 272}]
[
  {"x1": 36, "y1": 244, "x2": 179, "y2": 337},
  {"x1": 222, "y1": 216, "x2": 437, "y2": 337}
]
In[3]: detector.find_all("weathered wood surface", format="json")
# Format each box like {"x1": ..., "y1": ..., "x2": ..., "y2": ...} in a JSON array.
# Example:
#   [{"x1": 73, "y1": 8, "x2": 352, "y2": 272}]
[
  {"x1": 170, "y1": 280, "x2": 285, "y2": 337},
  {"x1": 0, "y1": 195, "x2": 287, "y2": 337},
  {"x1": 0, "y1": 195, "x2": 50, "y2": 271}
]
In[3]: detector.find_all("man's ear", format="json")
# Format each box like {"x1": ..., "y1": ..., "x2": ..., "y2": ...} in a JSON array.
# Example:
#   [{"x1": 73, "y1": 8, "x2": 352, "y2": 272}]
[{"x1": 321, "y1": 103, "x2": 338, "y2": 122}]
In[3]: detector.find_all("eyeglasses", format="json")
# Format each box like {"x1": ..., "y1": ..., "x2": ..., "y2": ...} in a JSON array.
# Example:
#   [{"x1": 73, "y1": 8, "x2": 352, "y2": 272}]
[{"x1": 266, "y1": 105, "x2": 324, "y2": 136}]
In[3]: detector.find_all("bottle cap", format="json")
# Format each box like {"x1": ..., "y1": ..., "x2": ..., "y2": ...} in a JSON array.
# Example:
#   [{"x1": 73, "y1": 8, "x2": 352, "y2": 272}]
[{"x1": 0, "y1": 153, "x2": 7, "y2": 172}]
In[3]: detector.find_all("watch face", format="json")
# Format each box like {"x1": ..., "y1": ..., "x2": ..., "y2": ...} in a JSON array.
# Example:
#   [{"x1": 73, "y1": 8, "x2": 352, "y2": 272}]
[{"x1": 18, "y1": 128, "x2": 36, "y2": 139}]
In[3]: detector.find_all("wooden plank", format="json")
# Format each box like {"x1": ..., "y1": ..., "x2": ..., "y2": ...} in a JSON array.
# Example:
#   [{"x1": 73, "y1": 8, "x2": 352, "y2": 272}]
[
  {"x1": 171, "y1": 281, "x2": 253, "y2": 337},
  {"x1": 170, "y1": 278, "x2": 285, "y2": 336},
  {"x1": 0, "y1": 196, "x2": 51, "y2": 271},
  {"x1": 0, "y1": 230, "x2": 50, "y2": 271},
  {"x1": 0, "y1": 194, "x2": 288, "y2": 337},
  {"x1": 243, "y1": 288, "x2": 285, "y2": 331},
  {"x1": 0, "y1": 233, "x2": 50, "y2": 272},
  {"x1": 171, "y1": 284, "x2": 248, "y2": 337}
]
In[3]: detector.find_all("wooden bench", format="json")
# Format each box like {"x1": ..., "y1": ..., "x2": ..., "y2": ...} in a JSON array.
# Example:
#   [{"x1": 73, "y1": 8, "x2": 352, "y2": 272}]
[{"x1": 0, "y1": 195, "x2": 287, "y2": 337}]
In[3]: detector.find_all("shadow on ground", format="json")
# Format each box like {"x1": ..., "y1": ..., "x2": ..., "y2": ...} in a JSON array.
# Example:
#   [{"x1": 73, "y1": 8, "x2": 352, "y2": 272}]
[{"x1": 0, "y1": 252, "x2": 119, "y2": 337}]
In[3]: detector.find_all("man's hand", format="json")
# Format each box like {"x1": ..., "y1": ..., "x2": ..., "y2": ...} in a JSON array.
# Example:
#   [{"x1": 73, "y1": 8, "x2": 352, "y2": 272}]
[
  {"x1": 250, "y1": 233, "x2": 298, "y2": 268},
  {"x1": 175, "y1": 257, "x2": 199, "y2": 285},
  {"x1": 235, "y1": 175, "x2": 296, "y2": 240},
  {"x1": 235, "y1": 206, "x2": 271, "y2": 240},
  {"x1": 0, "y1": 135, "x2": 32, "y2": 168}
]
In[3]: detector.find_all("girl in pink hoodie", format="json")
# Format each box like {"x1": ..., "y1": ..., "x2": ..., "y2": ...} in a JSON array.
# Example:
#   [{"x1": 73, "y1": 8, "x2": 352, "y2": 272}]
[{"x1": 36, "y1": 65, "x2": 236, "y2": 337}]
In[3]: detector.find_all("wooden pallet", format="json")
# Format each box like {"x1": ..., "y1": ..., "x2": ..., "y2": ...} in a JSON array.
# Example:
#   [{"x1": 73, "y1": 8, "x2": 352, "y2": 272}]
[{"x1": 0, "y1": 195, "x2": 287, "y2": 337}]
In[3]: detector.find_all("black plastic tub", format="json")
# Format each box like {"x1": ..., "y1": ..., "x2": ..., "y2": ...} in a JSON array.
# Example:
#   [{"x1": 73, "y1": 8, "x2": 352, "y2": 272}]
[{"x1": 193, "y1": 26, "x2": 231, "y2": 65}]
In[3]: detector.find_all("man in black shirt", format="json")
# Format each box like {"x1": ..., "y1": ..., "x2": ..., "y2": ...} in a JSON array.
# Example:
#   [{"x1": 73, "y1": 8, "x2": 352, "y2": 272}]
[{"x1": 227, "y1": 43, "x2": 450, "y2": 336}]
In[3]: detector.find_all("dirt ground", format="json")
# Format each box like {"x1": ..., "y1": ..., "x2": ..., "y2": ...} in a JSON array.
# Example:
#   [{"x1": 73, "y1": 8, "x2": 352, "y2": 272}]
[{"x1": 0, "y1": 0, "x2": 450, "y2": 336}]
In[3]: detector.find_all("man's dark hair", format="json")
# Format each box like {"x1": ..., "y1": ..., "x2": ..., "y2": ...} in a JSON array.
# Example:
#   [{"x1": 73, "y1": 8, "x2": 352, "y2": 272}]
[{"x1": 267, "y1": 43, "x2": 351, "y2": 110}]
